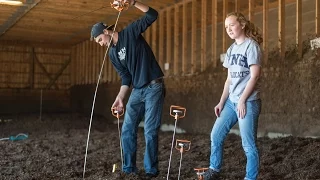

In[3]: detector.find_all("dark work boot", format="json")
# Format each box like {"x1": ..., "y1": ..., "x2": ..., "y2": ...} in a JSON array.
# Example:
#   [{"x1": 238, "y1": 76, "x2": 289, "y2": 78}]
[{"x1": 202, "y1": 168, "x2": 220, "y2": 180}]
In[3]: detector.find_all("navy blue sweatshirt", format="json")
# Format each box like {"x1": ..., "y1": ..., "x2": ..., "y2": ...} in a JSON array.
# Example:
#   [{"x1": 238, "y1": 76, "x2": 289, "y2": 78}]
[{"x1": 109, "y1": 7, "x2": 164, "y2": 89}]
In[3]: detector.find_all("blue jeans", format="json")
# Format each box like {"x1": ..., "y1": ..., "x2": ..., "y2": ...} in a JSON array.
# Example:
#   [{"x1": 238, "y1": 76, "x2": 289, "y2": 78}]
[
  {"x1": 209, "y1": 98, "x2": 261, "y2": 180},
  {"x1": 121, "y1": 82, "x2": 165, "y2": 174}
]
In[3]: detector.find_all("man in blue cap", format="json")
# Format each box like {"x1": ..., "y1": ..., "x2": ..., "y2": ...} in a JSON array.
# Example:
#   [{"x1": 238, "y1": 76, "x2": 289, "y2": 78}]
[{"x1": 91, "y1": 0, "x2": 165, "y2": 178}]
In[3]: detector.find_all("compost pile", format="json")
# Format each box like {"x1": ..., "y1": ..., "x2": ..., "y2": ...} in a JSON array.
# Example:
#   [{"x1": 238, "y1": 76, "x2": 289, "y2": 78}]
[{"x1": 0, "y1": 113, "x2": 319, "y2": 180}]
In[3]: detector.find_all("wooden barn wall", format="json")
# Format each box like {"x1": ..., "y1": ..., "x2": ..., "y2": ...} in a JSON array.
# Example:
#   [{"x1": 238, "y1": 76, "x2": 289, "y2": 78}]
[
  {"x1": 0, "y1": 45, "x2": 71, "y2": 89},
  {"x1": 0, "y1": 45, "x2": 71, "y2": 113},
  {"x1": 70, "y1": 42, "x2": 120, "y2": 86},
  {"x1": 70, "y1": 0, "x2": 320, "y2": 137}
]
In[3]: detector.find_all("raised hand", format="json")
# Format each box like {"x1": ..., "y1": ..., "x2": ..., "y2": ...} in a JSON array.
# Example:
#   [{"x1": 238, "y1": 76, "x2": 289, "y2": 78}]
[{"x1": 110, "y1": 0, "x2": 130, "y2": 12}]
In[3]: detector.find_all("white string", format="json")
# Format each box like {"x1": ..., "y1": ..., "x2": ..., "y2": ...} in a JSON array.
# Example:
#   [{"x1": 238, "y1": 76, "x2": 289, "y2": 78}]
[
  {"x1": 117, "y1": 113, "x2": 124, "y2": 170},
  {"x1": 83, "y1": 11, "x2": 122, "y2": 180},
  {"x1": 166, "y1": 115, "x2": 178, "y2": 180},
  {"x1": 178, "y1": 149, "x2": 183, "y2": 180}
]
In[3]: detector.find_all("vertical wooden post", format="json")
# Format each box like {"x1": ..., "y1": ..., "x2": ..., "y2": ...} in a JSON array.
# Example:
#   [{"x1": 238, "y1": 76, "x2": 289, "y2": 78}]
[
  {"x1": 182, "y1": 1, "x2": 188, "y2": 74},
  {"x1": 151, "y1": 20, "x2": 157, "y2": 61},
  {"x1": 145, "y1": 28, "x2": 151, "y2": 45},
  {"x1": 85, "y1": 41, "x2": 89, "y2": 84},
  {"x1": 30, "y1": 47, "x2": 35, "y2": 89},
  {"x1": 89, "y1": 42, "x2": 93, "y2": 84},
  {"x1": 191, "y1": 0, "x2": 197, "y2": 73},
  {"x1": 316, "y1": 0, "x2": 320, "y2": 55},
  {"x1": 159, "y1": 11, "x2": 164, "y2": 71},
  {"x1": 81, "y1": 42, "x2": 85, "y2": 84},
  {"x1": 95, "y1": 43, "x2": 99, "y2": 83},
  {"x1": 76, "y1": 45, "x2": 79, "y2": 84},
  {"x1": 78, "y1": 45, "x2": 82, "y2": 85},
  {"x1": 174, "y1": 4, "x2": 180, "y2": 75},
  {"x1": 108, "y1": 47, "x2": 112, "y2": 82},
  {"x1": 235, "y1": 0, "x2": 240, "y2": 12},
  {"x1": 71, "y1": 46, "x2": 76, "y2": 85},
  {"x1": 166, "y1": 8, "x2": 172, "y2": 75},
  {"x1": 278, "y1": 0, "x2": 285, "y2": 59},
  {"x1": 212, "y1": 0, "x2": 217, "y2": 67},
  {"x1": 201, "y1": 0, "x2": 207, "y2": 72},
  {"x1": 94, "y1": 44, "x2": 99, "y2": 82},
  {"x1": 100, "y1": 46, "x2": 105, "y2": 82},
  {"x1": 317, "y1": 0, "x2": 320, "y2": 36},
  {"x1": 249, "y1": 0, "x2": 255, "y2": 21},
  {"x1": 263, "y1": 0, "x2": 269, "y2": 64},
  {"x1": 223, "y1": 0, "x2": 228, "y2": 52},
  {"x1": 296, "y1": 0, "x2": 302, "y2": 58},
  {"x1": 89, "y1": 41, "x2": 93, "y2": 84}
]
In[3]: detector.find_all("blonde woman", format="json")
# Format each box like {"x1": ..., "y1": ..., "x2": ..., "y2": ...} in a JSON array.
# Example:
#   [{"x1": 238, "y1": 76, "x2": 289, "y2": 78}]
[{"x1": 203, "y1": 12, "x2": 263, "y2": 180}]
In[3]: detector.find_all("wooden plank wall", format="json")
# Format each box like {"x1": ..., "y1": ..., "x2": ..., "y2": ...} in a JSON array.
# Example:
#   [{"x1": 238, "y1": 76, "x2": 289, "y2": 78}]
[
  {"x1": 71, "y1": 40, "x2": 119, "y2": 85},
  {"x1": 0, "y1": 45, "x2": 71, "y2": 89},
  {"x1": 69, "y1": 0, "x2": 319, "y2": 86}
]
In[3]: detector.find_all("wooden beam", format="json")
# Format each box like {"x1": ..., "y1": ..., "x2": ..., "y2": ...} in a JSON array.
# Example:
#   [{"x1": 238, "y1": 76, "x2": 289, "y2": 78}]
[
  {"x1": 296, "y1": 0, "x2": 302, "y2": 58},
  {"x1": 16, "y1": 17, "x2": 101, "y2": 27},
  {"x1": 4, "y1": 28, "x2": 73, "y2": 37},
  {"x1": 222, "y1": 0, "x2": 229, "y2": 52},
  {"x1": 191, "y1": 0, "x2": 197, "y2": 73},
  {"x1": 316, "y1": 0, "x2": 320, "y2": 36},
  {"x1": 13, "y1": 23, "x2": 85, "y2": 33},
  {"x1": 88, "y1": 42, "x2": 92, "y2": 84},
  {"x1": 80, "y1": 42, "x2": 85, "y2": 84},
  {"x1": 34, "y1": 54, "x2": 59, "y2": 89},
  {"x1": 249, "y1": 0, "x2": 255, "y2": 21},
  {"x1": 212, "y1": 0, "x2": 217, "y2": 67},
  {"x1": 159, "y1": 11, "x2": 164, "y2": 71},
  {"x1": 278, "y1": 0, "x2": 285, "y2": 59},
  {"x1": 317, "y1": 0, "x2": 320, "y2": 56},
  {"x1": 107, "y1": 47, "x2": 112, "y2": 82},
  {"x1": 263, "y1": 0, "x2": 269, "y2": 64},
  {"x1": 201, "y1": 0, "x2": 207, "y2": 71},
  {"x1": 85, "y1": 41, "x2": 89, "y2": 84},
  {"x1": 182, "y1": 1, "x2": 188, "y2": 74},
  {"x1": 29, "y1": 47, "x2": 35, "y2": 88},
  {"x1": 75, "y1": 45, "x2": 79, "y2": 84},
  {"x1": 174, "y1": 4, "x2": 180, "y2": 75},
  {"x1": 71, "y1": 46, "x2": 76, "y2": 85},
  {"x1": 0, "y1": 0, "x2": 40, "y2": 37},
  {"x1": 145, "y1": 28, "x2": 151, "y2": 45},
  {"x1": 94, "y1": 43, "x2": 99, "y2": 83},
  {"x1": 166, "y1": 8, "x2": 172, "y2": 75},
  {"x1": 91, "y1": 42, "x2": 96, "y2": 84},
  {"x1": 151, "y1": 20, "x2": 157, "y2": 61},
  {"x1": 101, "y1": 46, "x2": 107, "y2": 83},
  {"x1": 235, "y1": 0, "x2": 240, "y2": 12},
  {"x1": 46, "y1": 57, "x2": 71, "y2": 89}
]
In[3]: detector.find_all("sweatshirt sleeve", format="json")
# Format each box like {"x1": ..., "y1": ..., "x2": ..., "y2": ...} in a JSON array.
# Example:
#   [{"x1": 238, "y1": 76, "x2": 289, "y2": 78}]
[{"x1": 126, "y1": 7, "x2": 158, "y2": 37}]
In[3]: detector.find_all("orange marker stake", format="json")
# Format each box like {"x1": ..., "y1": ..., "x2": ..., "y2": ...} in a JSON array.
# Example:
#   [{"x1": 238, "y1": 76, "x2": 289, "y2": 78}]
[
  {"x1": 166, "y1": 105, "x2": 186, "y2": 180},
  {"x1": 175, "y1": 139, "x2": 191, "y2": 180},
  {"x1": 111, "y1": 107, "x2": 125, "y2": 171}
]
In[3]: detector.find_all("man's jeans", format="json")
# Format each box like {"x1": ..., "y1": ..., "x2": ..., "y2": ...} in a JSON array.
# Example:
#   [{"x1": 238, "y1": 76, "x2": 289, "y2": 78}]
[
  {"x1": 121, "y1": 82, "x2": 165, "y2": 175},
  {"x1": 209, "y1": 98, "x2": 261, "y2": 180}
]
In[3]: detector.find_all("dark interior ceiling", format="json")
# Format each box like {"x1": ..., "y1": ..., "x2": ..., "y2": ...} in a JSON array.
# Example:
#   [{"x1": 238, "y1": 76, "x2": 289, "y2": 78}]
[{"x1": 0, "y1": 0, "x2": 182, "y2": 47}]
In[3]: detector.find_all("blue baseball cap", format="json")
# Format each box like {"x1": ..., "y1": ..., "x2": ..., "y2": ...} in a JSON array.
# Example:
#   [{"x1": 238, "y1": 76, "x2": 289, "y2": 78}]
[{"x1": 90, "y1": 22, "x2": 115, "y2": 40}]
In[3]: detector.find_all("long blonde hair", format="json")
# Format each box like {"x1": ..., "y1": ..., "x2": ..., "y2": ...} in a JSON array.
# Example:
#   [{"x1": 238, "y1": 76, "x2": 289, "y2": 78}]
[{"x1": 226, "y1": 12, "x2": 263, "y2": 45}]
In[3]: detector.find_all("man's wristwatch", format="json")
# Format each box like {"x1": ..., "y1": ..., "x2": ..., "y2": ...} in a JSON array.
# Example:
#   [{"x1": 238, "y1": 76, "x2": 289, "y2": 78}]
[{"x1": 133, "y1": 0, "x2": 136, "y2": 6}]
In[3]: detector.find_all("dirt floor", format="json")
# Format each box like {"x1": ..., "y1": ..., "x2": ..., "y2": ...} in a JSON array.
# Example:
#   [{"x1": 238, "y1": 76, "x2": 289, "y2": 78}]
[{"x1": 0, "y1": 113, "x2": 319, "y2": 180}]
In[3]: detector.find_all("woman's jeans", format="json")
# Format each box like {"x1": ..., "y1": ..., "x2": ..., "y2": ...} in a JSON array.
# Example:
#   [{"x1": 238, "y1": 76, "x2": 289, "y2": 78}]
[
  {"x1": 209, "y1": 98, "x2": 261, "y2": 180},
  {"x1": 121, "y1": 82, "x2": 165, "y2": 175}
]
